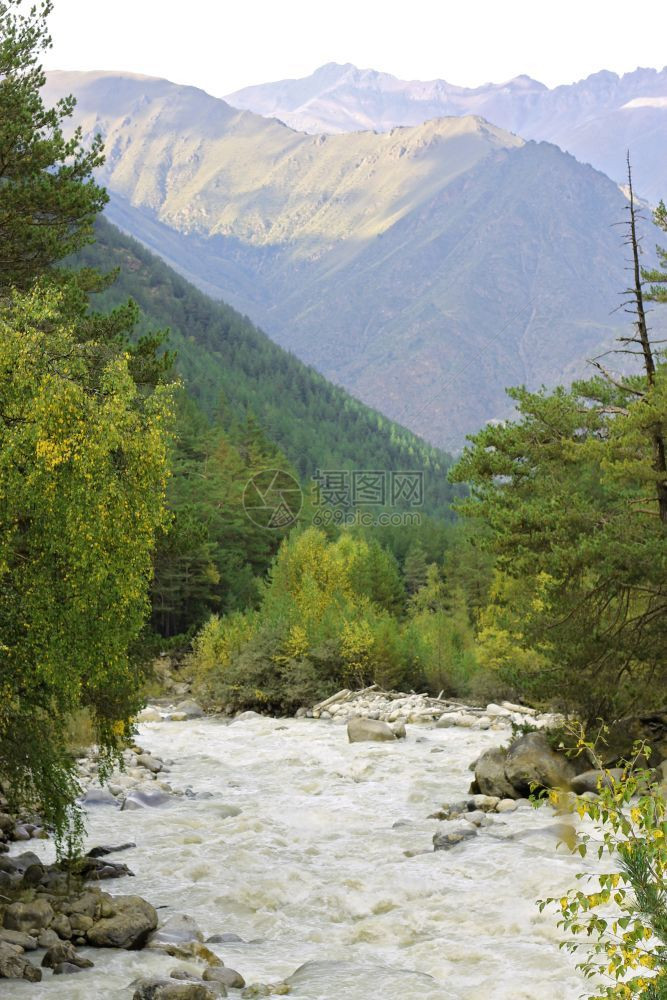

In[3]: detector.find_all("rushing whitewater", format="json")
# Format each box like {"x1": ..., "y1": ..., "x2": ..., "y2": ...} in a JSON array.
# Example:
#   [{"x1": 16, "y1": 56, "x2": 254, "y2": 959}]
[{"x1": 5, "y1": 716, "x2": 592, "y2": 999}]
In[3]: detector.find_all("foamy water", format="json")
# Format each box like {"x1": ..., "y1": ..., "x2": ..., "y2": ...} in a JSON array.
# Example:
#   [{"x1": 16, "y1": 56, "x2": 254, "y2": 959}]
[{"x1": 5, "y1": 716, "x2": 592, "y2": 999}]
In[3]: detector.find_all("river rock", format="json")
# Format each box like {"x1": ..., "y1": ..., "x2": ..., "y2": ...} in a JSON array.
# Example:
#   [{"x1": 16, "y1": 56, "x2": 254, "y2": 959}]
[
  {"x1": 347, "y1": 718, "x2": 397, "y2": 743},
  {"x1": 569, "y1": 768, "x2": 625, "y2": 795},
  {"x1": 8, "y1": 851, "x2": 41, "y2": 873},
  {"x1": 136, "y1": 753, "x2": 163, "y2": 773},
  {"x1": 137, "y1": 707, "x2": 163, "y2": 723},
  {"x1": 123, "y1": 788, "x2": 172, "y2": 810},
  {"x1": 87, "y1": 842, "x2": 136, "y2": 858},
  {"x1": 148, "y1": 913, "x2": 205, "y2": 956},
  {"x1": 3, "y1": 899, "x2": 54, "y2": 933},
  {"x1": 42, "y1": 940, "x2": 94, "y2": 969},
  {"x1": 391, "y1": 720, "x2": 407, "y2": 739},
  {"x1": 78, "y1": 855, "x2": 134, "y2": 880},
  {"x1": 433, "y1": 823, "x2": 478, "y2": 850},
  {"x1": 50, "y1": 913, "x2": 73, "y2": 939},
  {"x1": 172, "y1": 701, "x2": 204, "y2": 720},
  {"x1": 80, "y1": 785, "x2": 120, "y2": 808},
  {"x1": 37, "y1": 929, "x2": 60, "y2": 948},
  {"x1": 204, "y1": 965, "x2": 245, "y2": 988},
  {"x1": 468, "y1": 794, "x2": 500, "y2": 812},
  {"x1": 86, "y1": 895, "x2": 157, "y2": 949},
  {"x1": 52, "y1": 962, "x2": 86, "y2": 974},
  {"x1": 132, "y1": 978, "x2": 218, "y2": 999},
  {"x1": 601, "y1": 713, "x2": 667, "y2": 765},
  {"x1": 0, "y1": 929, "x2": 37, "y2": 950},
  {"x1": 463, "y1": 809, "x2": 492, "y2": 827},
  {"x1": 485, "y1": 703, "x2": 512, "y2": 718},
  {"x1": 240, "y1": 986, "x2": 271, "y2": 998},
  {"x1": 474, "y1": 747, "x2": 520, "y2": 800},
  {"x1": 496, "y1": 798, "x2": 518, "y2": 813},
  {"x1": 504, "y1": 732, "x2": 577, "y2": 794},
  {"x1": 0, "y1": 942, "x2": 41, "y2": 982}
]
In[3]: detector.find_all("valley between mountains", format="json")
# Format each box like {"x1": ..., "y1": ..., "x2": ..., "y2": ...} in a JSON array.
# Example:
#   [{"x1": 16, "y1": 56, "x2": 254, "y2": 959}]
[{"x1": 44, "y1": 70, "x2": 664, "y2": 448}]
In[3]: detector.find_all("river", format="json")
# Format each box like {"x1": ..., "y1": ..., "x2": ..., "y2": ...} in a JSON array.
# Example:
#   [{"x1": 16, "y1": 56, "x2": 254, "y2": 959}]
[{"x1": 4, "y1": 714, "x2": 592, "y2": 999}]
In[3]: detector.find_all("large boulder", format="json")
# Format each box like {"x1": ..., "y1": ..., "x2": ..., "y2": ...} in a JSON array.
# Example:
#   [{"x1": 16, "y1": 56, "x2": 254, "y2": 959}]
[
  {"x1": 347, "y1": 718, "x2": 397, "y2": 743},
  {"x1": 504, "y1": 732, "x2": 577, "y2": 795},
  {"x1": 474, "y1": 748, "x2": 520, "y2": 800},
  {"x1": 148, "y1": 913, "x2": 205, "y2": 957},
  {"x1": 569, "y1": 768, "x2": 625, "y2": 795},
  {"x1": 122, "y1": 788, "x2": 172, "y2": 811},
  {"x1": 41, "y1": 941, "x2": 93, "y2": 970},
  {"x1": 0, "y1": 929, "x2": 37, "y2": 951},
  {"x1": 0, "y1": 941, "x2": 41, "y2": 982},
  {"x1": 601, "y1": 713, "x2": 667, "y2": 765},
  {"x1": 86, "y1": 895, "x2": 157, "y2": 950},
  {"x1": 3, "y1": 899, "x2": 54, "y2": 934}
]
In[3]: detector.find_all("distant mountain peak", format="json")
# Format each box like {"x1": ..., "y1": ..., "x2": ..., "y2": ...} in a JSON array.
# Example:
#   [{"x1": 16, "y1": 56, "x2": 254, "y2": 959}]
[{"x1": 225, "y1": 62, "x2": 667, "y2": 202}]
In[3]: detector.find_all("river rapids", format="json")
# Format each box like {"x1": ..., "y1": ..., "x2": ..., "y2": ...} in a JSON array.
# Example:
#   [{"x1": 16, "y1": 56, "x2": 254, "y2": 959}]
[{"x1": 4, "y1": 715, "x2": 594, "y2": 999}]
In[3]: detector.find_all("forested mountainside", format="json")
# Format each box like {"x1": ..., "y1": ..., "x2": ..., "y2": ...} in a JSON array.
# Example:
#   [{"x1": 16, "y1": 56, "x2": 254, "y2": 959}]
[{"x1": 76, "y1": 217, "x2": 457, "y2": 507}]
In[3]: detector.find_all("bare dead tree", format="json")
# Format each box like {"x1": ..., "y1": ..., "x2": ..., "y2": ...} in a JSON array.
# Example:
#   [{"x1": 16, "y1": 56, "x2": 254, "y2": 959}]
[{"x1": 591, "y1": 155, "x2": 667, "y2": 522}]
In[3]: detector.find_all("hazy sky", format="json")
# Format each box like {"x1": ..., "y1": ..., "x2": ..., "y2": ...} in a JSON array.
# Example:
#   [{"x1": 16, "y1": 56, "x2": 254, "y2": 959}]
[{"x1": 44, "y1": 0, "x2": 667, "y2": 95}]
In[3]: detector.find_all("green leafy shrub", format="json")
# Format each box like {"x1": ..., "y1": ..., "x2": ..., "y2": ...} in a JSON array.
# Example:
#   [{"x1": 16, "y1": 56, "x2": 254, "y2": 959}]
[{"x1": 538, "y1": 734, "x2": 667, "y2": 998}]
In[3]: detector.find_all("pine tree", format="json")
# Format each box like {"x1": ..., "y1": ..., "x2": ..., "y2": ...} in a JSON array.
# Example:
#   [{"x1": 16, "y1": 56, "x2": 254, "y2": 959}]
[{"x1": 0, "y1": 1, "x2": 107, "y2": 291}]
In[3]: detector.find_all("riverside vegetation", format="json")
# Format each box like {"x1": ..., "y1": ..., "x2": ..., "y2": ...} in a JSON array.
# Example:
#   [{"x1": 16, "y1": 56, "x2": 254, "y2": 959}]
[{"x1": 1, "y1": 1, "x2": 667, "y2": 996}]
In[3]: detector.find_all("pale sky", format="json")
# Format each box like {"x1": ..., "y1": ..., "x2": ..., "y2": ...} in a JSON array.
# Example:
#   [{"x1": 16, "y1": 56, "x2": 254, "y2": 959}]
[{"x1": 44, "y1": 0, "x2": 667, "y2": 96}]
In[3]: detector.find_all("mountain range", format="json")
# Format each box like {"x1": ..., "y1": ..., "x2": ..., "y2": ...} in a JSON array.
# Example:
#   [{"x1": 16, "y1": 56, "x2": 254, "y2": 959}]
[
  {"x1": 43, "y1": 71, "x2": 665, "y2": 448},
  {"x1": 226, "y1": 62, "x2": 667, "y2": 204}
]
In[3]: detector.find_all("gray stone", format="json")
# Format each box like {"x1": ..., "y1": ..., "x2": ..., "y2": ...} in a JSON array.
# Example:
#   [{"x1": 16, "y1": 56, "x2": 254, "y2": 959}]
[
  {"x1": 86, "y1": 895, "x2": 157, "y2": 949},
  {"x1": 136, "y1": 754, "x2": 163, "y2": 773},
  {"x1": 3, "y1": 899, "x2": 54, "y2": 933},
  {"x1": 468, "y1": 794, "x2": 500, "y2": 812},
  {"x1": 485, "y1": 703, "x2": 511, "y2": 717},
  {"x1": 50, "y1": 913, "x2": 72, "y2": 939},
  {"x1": 0, "y1": 941, "x2": 42, "y2": 981},
  {"x1": 474, "y1": 747, "x2": 519, "y2": 800},
  {"x1": 0, "y1": 929, "x2": 37, "y2": 950},
  {"x1": 463, "y1": 810, "x2": 489, "y2": 827},
  {"x1": 137, "y1": 707, "x2": 163, "y2": 722},
  {"x1": 496, "y1": 798, "x2": 518, "y2": 813},
  {"x1": 132, "y1": 978, "x2": 218, "y2": 999},
  {"x1": 433, "y1": 823, "x2": 478, "y2": 850},
  {"x1": 347, "y1": 717, "x2": 397, "y2": 743},
  {"x1": 122, "y1": 788, "x2": 172, "y2": 810},
  {"x1": 148, "y1": 913, "x2": 204, "y2": 954},
  {"x1": 504, "y1": 732, "x2": 577, "y2": 794},
  {"x1": 80, "y1": 786, "x2": 120, "y2": 808},
  {"x1": 569, "y1": 768, "x2": 624, "y2": 795},
  {"x1": 204, "y1": 965, "x2": 245, "y2": 988},
  {"x1": 37, "y1": 929, "x2": 60, "y2": 948},
  {"x1": 52, "y1": 962, "x2": 86, "y2": 975},
  {"x1": 42, "y1": 940, "x2": 93, "y2": 969},
  {"x1": 173, "y1": 701, "x2": 204, "y2": 719}
]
